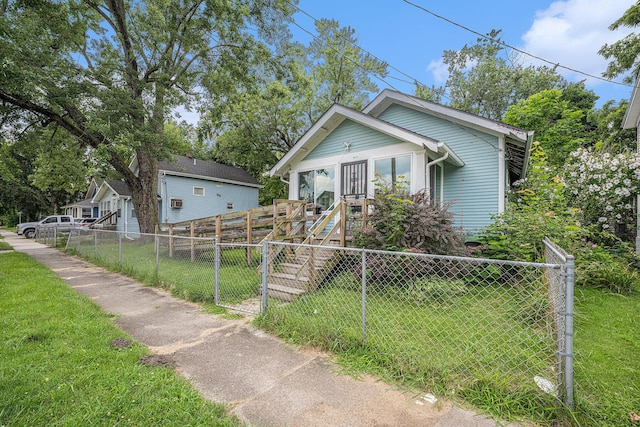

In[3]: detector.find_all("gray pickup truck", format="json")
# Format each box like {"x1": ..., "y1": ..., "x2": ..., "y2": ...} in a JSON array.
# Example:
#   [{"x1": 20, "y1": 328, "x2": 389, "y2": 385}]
[{"x1": 16, "y1": 215, "x2": 82, "y2": 239}]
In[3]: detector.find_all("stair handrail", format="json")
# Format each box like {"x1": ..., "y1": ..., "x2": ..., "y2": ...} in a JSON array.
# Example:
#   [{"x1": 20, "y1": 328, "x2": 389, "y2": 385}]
[
  {"x1": 299, "y1": 199, "x2": 342, "y2": 248},
  {"x1": 294, "y1": 221, "x2": 341, "y2": 289},
  {"x1": 90, "y1": 210, "x2": 117, "y2": 228}
]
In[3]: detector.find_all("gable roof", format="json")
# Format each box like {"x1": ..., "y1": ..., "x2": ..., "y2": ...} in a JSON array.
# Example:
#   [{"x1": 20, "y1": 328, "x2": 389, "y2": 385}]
[
  {"x1": 92, "y1": 179, "x2": 133, "y2": 202},
  {"x1": 157, "y1": 155, "x2": 262, "y2": 188},
  {"x1": 270, "y1": 103, "x2": 464, "y2": 177},
  {"x1": 622, "y1": 76, "x2": 640, "y2": 129},
  {"x1": 62, "y1": 198, "x2": 97, "y2": 209},
  {"x1": 363, "y1": 90, "x2": 534, "y2": 178}
]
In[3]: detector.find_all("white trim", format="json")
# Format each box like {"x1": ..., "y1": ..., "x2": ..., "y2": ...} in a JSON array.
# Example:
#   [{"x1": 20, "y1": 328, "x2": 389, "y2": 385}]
[
  {"x1": 193, "y1": 186, "x2": 205, "y2": 197},
  {"x1": 160, "y1": 171, "x2": 263, "y2": 189},
  {"x1": 364, "y1": 89, "x2": 531, "y2": 142},
  {"x1": 372, "y1": 153, "x2": 413, "y2": 191},
  {"x1": 498, "y1": 136, "x2": 506, "y2": 214},
  {"x1": 270, "y1": 104, "x2": 446, "y2": 177},
  {"x1": 623, "y1": 80, "x2": 640, "y2": 129},
  {"x1": 294, "y1": 164, "x2": 337, "y2": 202}
]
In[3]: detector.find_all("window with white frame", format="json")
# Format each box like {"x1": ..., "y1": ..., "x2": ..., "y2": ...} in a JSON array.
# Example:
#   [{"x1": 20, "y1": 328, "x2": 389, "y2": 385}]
[
  {"x1": 193, "y1": 186, "x2": 205, "y2": 196},
  {"x1": 170, "y1": 198, "x2": 183, "y2": 208},
  {"x1": 298, "y1": 168, "x2": 335, "y2": 209},
  {"x1": 374, "y1": 155, "x2": 411, "y2": 189}
]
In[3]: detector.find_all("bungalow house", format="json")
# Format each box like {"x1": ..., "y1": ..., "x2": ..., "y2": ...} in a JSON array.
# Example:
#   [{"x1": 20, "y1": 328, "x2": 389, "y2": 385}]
[
  {"x1": 92, "y1": 154, "x2": 261, "y2": 233},
  {"x1": 621, "y1": 79, "x2": 640, "y2": 252},
  {"x1": 62, "y1": 179, "x2": 101, "y2": 219},
  {"x1": 269, "y1": 89, "x2": 534, "y2": 238}
]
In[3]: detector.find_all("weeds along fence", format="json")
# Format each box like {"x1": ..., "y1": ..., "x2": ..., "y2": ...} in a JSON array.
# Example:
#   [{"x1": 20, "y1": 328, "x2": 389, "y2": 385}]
[{"x1": 64, "y1": 228, "x2": 574, "y2": 407}]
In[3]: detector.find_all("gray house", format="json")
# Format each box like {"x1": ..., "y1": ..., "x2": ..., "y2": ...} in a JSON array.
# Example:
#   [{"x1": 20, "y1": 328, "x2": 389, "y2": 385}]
[
  {"x1": 270, "y1": 90, "x2": 534, "y2": 237},
  {"x1": 92, "y1": 154, "x2": 261, "y2": 233}
]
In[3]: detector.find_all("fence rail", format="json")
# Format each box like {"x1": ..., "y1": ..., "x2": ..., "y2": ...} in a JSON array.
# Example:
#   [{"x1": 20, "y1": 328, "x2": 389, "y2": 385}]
[{"x1": 62, "y1": 228, "x2": 574, "y2": 408}]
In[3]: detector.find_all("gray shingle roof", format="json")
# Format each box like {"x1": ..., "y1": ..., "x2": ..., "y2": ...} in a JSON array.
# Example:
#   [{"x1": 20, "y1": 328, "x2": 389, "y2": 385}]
[
  {"x1": 159, "y1": 155, "x2": 260, "y2": 186},
  {"x1": 106, "y1": 179, "x2": 132, "y2": 197}
]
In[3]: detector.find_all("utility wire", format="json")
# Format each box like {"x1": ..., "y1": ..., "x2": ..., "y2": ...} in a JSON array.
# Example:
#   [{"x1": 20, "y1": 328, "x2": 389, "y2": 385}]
[{"x1": 402, "y1": 0, "x2": 633, "y2": 87}]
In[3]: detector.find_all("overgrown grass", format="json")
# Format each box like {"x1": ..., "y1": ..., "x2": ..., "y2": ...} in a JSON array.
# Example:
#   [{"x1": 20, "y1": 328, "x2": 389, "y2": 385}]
[
  {"x1": 255, "y1": 272, "x2": 562, "y2": 425},
  {"x1": 0, "y1": 252, "x2": 239, "y2": 426},
  {"x1": 572, "y1": 287, "x2": 640, "y2": 426},
  {"x1": 70, "y1": 237, "x2": 260, "y2": 303}
]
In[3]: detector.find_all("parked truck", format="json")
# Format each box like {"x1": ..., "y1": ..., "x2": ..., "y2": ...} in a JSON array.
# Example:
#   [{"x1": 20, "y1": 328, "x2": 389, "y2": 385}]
[{"x1": 16, "y1": 215, "x2": 82, "y2": 239}]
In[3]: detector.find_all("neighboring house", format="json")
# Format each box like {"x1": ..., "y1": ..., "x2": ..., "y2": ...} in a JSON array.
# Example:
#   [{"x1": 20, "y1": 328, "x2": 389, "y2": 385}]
[
  {"x1": 621, "y1": 80, "x2": 640, "y2": 252},
  {"x1": 270, "y1": 89, "x2": 534, "y2": 237},
  {"x1": 62, "y1": 179, "x2": 100, "y2": 218},
  {"x1": 92, "y1": 154, "x2": 262, "y2": 233}
]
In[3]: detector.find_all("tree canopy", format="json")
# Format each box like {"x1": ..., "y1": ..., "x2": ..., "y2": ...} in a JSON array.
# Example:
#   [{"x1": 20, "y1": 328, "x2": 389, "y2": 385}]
[
  {"x1": 201, "y1": 18, "x2": 388, "y2": 205},
  {"x1": 434, "y1": 29, "x2": 565, "y2": 120},
  {"x1": 599, "y1": 1, "x2": 640, "y2": 83},
  {"x1": 0, "y1": 0, "x2": 294, "y2": 232}
]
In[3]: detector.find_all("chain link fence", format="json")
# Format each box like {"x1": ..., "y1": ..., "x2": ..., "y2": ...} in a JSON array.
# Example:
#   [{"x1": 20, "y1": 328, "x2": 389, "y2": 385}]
[{"x1": 64, "y1": 228, "x2": 574, "y2": 407}]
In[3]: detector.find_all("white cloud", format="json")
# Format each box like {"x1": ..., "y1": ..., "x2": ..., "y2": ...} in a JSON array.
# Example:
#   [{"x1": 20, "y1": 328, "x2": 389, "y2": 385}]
[
  {"x1": 426, "y1": 59, "x2": 449, "y2": 84},
  {"x1": 520, "y1": 0, "x2": 635, "y2": 84}
]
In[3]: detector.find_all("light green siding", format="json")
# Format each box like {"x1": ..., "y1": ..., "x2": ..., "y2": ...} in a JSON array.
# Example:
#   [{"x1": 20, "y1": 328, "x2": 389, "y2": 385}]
[
  {"x1": 380, "y1": 104, "x2": 500, "y2": 233},
  {"x1": 305, "y1": 119, "x2": 402, "y2": 160}
]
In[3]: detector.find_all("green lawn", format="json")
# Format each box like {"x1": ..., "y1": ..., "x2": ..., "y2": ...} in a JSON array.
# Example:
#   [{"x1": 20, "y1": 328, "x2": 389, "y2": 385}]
[
  {"x1": 0, "y1": 234, "x2": 12, "y2": 251},
  {"x1": 71, "y1": 236, "x2": 261, "y2": 304},
  {"x1": 0, "y1": 252, "x2": 240, "y2": 426},
  {"x1": 256, "y1": 273, "x2": 561, "y2": 425},
  {"x1": 572, "y1": 287, "x2": 640, "y2": 426}
]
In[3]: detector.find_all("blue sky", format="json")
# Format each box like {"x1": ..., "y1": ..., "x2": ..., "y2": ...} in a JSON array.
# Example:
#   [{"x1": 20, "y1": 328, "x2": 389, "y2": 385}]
[{"x1": 291, "y1": 0, "x2": 636, "y2": 106}]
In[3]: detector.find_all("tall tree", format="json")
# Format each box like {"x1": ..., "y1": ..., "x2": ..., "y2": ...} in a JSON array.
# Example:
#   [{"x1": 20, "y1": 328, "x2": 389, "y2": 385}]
[
  {"x1": 439, "y1": 29, "x2": 565, "y2": 120},
  {"x1": 0, "y1": 0, "x2": 294, "y2": 233},
  {"x1": 599, "y1": 1, "x2": 640, "y2": 83},
  {"x1": 203, "y1": 18, "x2": 388, "y2": 204}
]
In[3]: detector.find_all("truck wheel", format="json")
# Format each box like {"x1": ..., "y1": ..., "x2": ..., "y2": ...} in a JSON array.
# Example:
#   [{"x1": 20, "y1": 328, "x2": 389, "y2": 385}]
[{"x1": 24, "y1": 229, "x2": 36, "y2": 239}]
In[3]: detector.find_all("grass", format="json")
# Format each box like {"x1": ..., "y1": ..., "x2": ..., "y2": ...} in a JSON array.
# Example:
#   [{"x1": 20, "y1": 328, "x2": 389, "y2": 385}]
[
  {"x1": 70, "y1": 236, "x2": 261, "y2": 304},
  {"x1": 571, "y1": 287, "x2": 640, "y2": 426},
  {"x1": 62, "y1": 232, "x2": 640, "y2": 426},
  {"x1": 0, "y1": 233, "x2": 11, "y2": 250},
  {"x1": 0, "y1": 251, "x2": 239, "y2": 426},
  {"x1": 255, "y1": 273, "x2": 562, "y2": 425}
]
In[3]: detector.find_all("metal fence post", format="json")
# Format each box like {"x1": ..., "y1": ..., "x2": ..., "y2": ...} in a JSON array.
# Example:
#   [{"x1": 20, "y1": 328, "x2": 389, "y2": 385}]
[
  {"x1": 53, "y1": 228, "x2": 57, "y2": 248},
  {"x1": 155, "y1": 233, "x2": 160, "y2": 277},
  {"x1": 564, "y1": 255, "x2": 575, "y2": 409},
  {"x1": 214, "y1": 237, "x2": 220, "y2": 305},
  {"x1": 118, "y1": 232, "x2": 122, "y2": 264},
  {"x1": 261, "y1": 240, "x2": 269, "y2": 314},
  {"x1": 77, "y1": 229, "x2": 81, "y2": 252},
  {"x1": 94, "y1": 230, "x2": 98, "y2": 256},
  {"x1": 361, "y1": 248, "x2": 367, "y2": 344}
]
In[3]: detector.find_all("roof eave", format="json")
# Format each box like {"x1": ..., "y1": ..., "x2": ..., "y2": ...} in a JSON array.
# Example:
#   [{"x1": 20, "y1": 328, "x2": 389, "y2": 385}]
[{"x1": 623, "y1": 80, "x2": 640, "y2": 129}]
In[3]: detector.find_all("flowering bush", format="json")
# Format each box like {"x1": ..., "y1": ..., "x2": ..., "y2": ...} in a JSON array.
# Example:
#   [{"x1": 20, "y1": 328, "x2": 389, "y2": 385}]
[
  {"x1": 564, "y1": 147, "x2": 640, "y2": 240},
  {"x1": 476, "y1": 143, "x2": 585, "y2": 262}
]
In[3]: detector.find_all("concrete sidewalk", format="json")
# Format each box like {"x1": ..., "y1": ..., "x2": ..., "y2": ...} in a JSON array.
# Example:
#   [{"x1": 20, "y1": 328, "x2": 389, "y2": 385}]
[{"x1": 1, "y1": 230, "x2": 517, "y2": 427}]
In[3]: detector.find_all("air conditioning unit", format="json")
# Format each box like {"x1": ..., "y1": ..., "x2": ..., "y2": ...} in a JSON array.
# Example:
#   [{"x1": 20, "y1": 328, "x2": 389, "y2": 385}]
[{"x1": 170, "y1": 198, "x2": 183, "y2": 209}]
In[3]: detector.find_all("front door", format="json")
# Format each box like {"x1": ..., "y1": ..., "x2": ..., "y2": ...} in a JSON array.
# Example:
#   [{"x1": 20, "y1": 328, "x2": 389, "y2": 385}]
[{"x1": 341, "y1": 161, "x2": 367, "y2": 198}]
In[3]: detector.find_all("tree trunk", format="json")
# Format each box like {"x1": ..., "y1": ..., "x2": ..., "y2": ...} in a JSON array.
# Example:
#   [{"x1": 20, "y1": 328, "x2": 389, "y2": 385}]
[{"x1": 129, "y1": 149, "x2": 159, "y2": 234}]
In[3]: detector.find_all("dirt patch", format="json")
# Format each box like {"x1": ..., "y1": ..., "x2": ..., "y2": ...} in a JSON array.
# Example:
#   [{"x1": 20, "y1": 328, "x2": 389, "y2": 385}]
[
  {"x1": 138, "y1": 354, "x2": 176, "y2": 368},
  {"x1": 109, "y1": 338, "x2": 132, "y2": 349}
]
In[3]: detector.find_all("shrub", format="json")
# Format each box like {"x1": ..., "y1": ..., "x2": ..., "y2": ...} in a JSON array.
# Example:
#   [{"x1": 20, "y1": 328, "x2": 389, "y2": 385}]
[
  {"x1": 353, "y1": 179, "x2": 466, "y2": 255},
  {"x1": 577, "y1": 261, "x2": 640, "y2": 294},
  {"x1": 475, "y1": 142, "x2": 586, "y2": 262}
]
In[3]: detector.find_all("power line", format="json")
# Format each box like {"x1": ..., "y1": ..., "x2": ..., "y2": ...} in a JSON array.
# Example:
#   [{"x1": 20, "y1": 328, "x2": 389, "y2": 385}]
[{"x1": 402, "y1": 0, "x2": 633, "y2": 88}]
